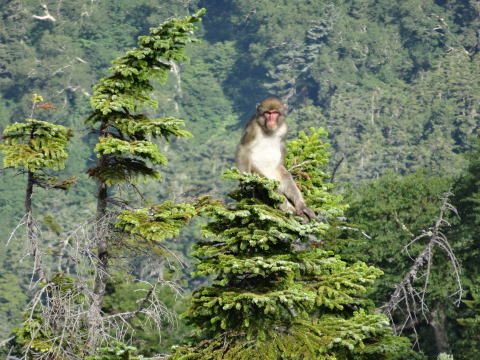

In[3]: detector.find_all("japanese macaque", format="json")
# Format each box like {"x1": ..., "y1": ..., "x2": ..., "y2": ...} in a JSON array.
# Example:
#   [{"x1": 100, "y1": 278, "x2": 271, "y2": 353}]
[{"x1": 235, "y1": 97, "x2": 315, "y2": 222}]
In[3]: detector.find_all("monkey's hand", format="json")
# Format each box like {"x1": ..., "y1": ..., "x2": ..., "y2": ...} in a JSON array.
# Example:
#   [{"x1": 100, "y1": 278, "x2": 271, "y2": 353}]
[{"x1": 295, "y1": 204, "x2": 316, "y2": 224}]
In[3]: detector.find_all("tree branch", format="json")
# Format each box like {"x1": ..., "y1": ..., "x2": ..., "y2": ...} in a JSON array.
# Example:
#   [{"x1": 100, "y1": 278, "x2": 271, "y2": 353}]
[{"x1": 380, "y1": 192, "x2": 463, "y2": 341}]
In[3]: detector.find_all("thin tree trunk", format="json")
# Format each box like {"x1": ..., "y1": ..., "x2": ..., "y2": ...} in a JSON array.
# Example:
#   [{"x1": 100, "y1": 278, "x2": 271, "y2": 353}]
[
  {"x1": 430, "y1": 306, "x2": 450, "y2": 354},
  {"x1": 88, "y1": 179, "x2": 109, "y2": 350},
  {"x1": 25, "y1": 120, "x2": 45, "y2": 283},
  {"x1": 25, "y1": 169, "x2": 46, "y2": 282},
  {"x1": 25, "y1": 171, "x2": 34, "y2": 242}
]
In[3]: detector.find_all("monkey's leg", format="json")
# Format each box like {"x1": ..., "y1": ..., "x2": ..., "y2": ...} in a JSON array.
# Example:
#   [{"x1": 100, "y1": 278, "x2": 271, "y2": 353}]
[
  {"x1": 277, "y1": 168, "x2": 316, "y2": 222},
  {"x1": 235, "y1": 147, "x2": 252, "y2": 173},
  {"x1": 279, "y1": 200, "x2": 296, "y2": 214}
]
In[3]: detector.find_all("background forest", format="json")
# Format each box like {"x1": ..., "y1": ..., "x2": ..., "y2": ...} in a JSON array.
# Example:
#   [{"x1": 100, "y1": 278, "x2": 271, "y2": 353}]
[{"x1": 0, "y1": 0, "x2": 479, "y2": 359}]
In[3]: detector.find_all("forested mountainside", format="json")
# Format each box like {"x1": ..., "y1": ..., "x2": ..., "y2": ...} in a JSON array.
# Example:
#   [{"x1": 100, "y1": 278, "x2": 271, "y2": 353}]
[{"x1": 0, "y1": 0, "x2": 479, "y2": 359}]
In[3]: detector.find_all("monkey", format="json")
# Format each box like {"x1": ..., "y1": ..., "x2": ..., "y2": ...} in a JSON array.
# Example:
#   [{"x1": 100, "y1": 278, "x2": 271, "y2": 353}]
[{"x1": 235, "y1": 97, "x2": 315, "y2": 222}]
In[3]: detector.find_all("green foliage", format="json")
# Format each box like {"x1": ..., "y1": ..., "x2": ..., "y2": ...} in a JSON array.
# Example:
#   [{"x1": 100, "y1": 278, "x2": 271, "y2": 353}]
[
  {"x1": 87, "y1": 9, "x2": 204, "y2": 185},
  {"x1": 113, "y1": 115, "x2": 192, "y2": 140},
  {"x1": 455, "y1": 294, "x2": 480, "y2": 359},
  {"x1": 89, "y1": 11, "x2": 204, "y2": 116},
  {"x1": 170, "y1": 314, "x2": 412, "y2": 360},
  {"x1": 14, "y1": 315, "x2": 55, "y2": 355},
  {"x1": 0, "y1": 273, "x2": 28, "y2": 337},
  {"x1": 86, "y1": 341, "x2": 143, "y2": 360},
  {"x1": 95, "y1": 138, "x2": 167, "y2": 164},
  {"x1": 87, "y1": 9, "x2": 204, "y2": 115},
  {"x1": 451, "y1": 144, "x2": 480, "y2": 271},
  {"x1": 286, "y1": 127, "x2": 347, "y2": 219},
  {"x1": 449, "y1": 144, "x2": 480, "y2": 359},
  {"x1": 0, "y1": 118, "x2": 72, "y2": 172},
  {"x1": 335, "y1": 171, "x2": 452, "y2": 265},
  {"x1": 11, "y1": 272, "x2": 87, "y2": 358},
  {"x1": 169, "y1": 135, "x2": 412, "y2": 359},
  {"x1": 116, "y1": 201, "x2": 198, "y2": 244},
  {"x1": 437, "y1": 354, "x2": 454, "y2": 360},
  {"x1": 92, "y1": 137, "x2": 167, "y2": 185}
]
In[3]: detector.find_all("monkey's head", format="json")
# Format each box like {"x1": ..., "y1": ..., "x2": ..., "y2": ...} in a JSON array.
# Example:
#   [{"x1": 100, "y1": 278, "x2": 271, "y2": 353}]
[{"x1": 256, "y1": 97, "x2": 287, "y2": 132}]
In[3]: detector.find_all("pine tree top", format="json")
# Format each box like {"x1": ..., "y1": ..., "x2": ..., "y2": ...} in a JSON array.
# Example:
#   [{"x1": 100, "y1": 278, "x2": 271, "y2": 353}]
[
  {"x1": 86, "y1": 9, "x2": 204, "y2": 185},
  {"x1": 1, "y1": 118, "x2": 72, "y2": 172}
]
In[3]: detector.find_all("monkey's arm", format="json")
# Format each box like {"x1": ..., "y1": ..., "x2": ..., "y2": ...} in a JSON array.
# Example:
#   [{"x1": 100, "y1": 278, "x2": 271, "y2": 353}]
[
  {"x1": 235, "y1": 118, "x2": 259, "y2": 173},
  {"x1": 239, "y1": 117, "x2": 258, "y2": 145},
  {"x1": 278, "y1": 167, "x2": 316, "y2": 221},
  {"x1": 235, "y1": 145, "x2": 251, "y2": 173}
]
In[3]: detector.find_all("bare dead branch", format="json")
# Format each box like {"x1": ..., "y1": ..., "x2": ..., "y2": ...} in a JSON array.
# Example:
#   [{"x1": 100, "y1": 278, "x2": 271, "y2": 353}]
[
  {"x1": 6, "y1": 214, "x2": 27, "y2": 246},
  {"x1": 32, "y1": 4, "x2": 56, "y2": 22},
  {"x1": 394, "y1": 211, "x2": 415, "y2": 237},
  {"x1": 0, "y1": 336, "x2": 15, "y2": 348},
  {"x1": 27, "y1": 216, "x2": 46, "y2": 287},
  {"x1": 287, "y1": 160, "x2": 314, "y2": 172},
  {"x1": 13, "y1": 211, "x2": 185, "y2": 359},
  {"x1": 329, "y1": 157, "x2": 344, "y2": 184},
  {"x1": 336, "y1": 225, "x2": 372, "y2": 239},
  {"x1": 380, "y1": 192, "x2": 463, "y2": 342},
  {"x1": 104, "y1": 279, "x2": 181, "y2": 336}
]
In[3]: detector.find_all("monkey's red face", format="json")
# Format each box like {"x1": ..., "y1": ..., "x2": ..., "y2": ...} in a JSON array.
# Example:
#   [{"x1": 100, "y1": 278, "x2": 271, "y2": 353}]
[{"x1": 263, "y1": 111, "x2": 280, "y2": 130}]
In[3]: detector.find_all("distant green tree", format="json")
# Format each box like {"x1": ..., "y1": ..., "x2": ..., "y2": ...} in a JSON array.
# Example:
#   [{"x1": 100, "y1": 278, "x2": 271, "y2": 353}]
[
  {"x1": 449, "y1": 144, "x2": 480, "y2": 359},
  {"x1": 335, "y1": 172, "x2": 461, "y2": 356},
  {"x1": 336, "y1": 172, "x2": 453, "y2": 272},
  {"x1": 0, "y1": 273, "x2": 28, "y2": 339},
  {"x1": 160, "y1": 40, "x2": 240, "y2": 199},
  {"x1": 0, "y1": 93, "x2": 74, "y2": 280},
  {"x1": 169, "y1": 130, "x2": 417, "y2": 360},
  {"x1": 454, "y1": 292, "x2": 480, "y2": 360}
]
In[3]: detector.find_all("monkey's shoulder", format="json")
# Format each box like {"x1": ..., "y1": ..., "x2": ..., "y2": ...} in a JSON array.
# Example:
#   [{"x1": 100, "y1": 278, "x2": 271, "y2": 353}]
[{"x1": 239, "y1": 118, "x2": 258, "y2": 144}]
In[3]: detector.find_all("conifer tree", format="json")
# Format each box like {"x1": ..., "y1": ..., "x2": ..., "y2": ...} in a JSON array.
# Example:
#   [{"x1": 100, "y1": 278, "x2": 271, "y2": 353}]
[
  {"x1": 84, "y1": 9, "x2": 205, "y2": 348},
  {"x1": 169, "y1": 129, "x2": 414, "y2": 360},
  {"x1": 0, "y1": 94, "x2": 73, "y2": 281}
]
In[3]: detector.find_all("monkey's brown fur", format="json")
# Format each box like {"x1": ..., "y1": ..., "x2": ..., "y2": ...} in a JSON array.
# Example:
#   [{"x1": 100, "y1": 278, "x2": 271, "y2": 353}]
[{"x1": 235, "y1": 97, "x2": 315, "y2": 222}]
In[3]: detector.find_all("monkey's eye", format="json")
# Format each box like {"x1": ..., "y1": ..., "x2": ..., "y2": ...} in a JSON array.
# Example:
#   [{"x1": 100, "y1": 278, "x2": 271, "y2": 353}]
[{"x1": 263, "y1": 111, "x2": 279, "y2": 115}]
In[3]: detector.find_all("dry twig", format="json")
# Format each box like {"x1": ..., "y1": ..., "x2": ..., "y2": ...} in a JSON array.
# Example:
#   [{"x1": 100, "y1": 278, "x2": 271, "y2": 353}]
[
  {"x1": 6, "y1": 213, "x2": 183, "y2": 359},
  {"x1": 380, "y1": 192, "x2": 463, "y2": 345}
]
